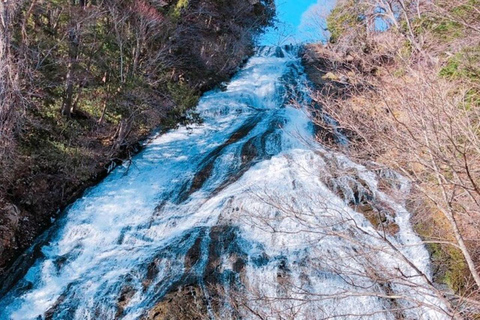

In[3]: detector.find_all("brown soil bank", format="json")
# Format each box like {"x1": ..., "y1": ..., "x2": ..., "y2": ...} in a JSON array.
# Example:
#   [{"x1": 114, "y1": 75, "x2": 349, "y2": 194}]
[{"x1": 0, "y1": 0, "x2": 274, "y2": 279}]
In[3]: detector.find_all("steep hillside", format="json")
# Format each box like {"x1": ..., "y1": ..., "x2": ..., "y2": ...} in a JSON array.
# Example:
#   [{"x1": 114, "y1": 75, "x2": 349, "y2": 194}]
[
  {"x1": 303, "y1": 0, "x2": 480, "y2": 308},
  {"x1": 0, "y1": 0, "x2": 274, "y2": 278}
]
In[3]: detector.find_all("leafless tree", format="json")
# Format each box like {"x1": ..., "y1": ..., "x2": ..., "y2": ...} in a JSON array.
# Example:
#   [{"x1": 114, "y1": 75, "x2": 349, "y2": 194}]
[
  {"x1": 304, "y1": 0, "x2": 480, "y2": 303},
  {"x1": 218, "y1": 166, "x2": 466, "y2": 319},
  {"x1": 0, "y1": 0, "x2": 23, "y2": 153}
]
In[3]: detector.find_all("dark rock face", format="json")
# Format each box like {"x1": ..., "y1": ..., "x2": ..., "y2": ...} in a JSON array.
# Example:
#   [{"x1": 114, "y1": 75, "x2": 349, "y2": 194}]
[
  {"x1": 144, "y1": 285, "x2": 208, "y2": 320},
  {"x1": 0, "y1": 202, "x2": 19, "y2": 260},
  {"x1": 142, "y1": 226, "x2": 264, "y2": 320}
]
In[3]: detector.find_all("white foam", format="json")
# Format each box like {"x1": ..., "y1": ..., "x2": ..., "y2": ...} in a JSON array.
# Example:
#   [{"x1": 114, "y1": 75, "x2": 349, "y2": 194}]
[{"x1": 0, "y1": 48, "x2": 448, "y2": 320}]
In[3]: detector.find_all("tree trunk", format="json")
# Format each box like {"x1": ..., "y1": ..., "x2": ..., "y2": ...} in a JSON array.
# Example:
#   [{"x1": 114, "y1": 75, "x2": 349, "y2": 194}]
[
  {"x1": 0, "y1": 1, "x2": 17, "y2": 148},
  {"x1": 61, "y1": 65, "x2": 74, "y2": 117},
  {"x1": 61, "y1": 25, "x2": 80, "y2": 117}
]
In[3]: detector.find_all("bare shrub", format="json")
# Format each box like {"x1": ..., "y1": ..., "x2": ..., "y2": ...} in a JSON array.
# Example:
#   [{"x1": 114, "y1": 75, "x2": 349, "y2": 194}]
[{"x1": 305, "y1": 0, "x2": 480, "y2": 311}]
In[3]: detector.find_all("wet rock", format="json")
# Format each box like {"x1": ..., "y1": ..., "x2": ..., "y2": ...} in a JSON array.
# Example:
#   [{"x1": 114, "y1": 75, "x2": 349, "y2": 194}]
[
  {"x1": 275, "y1": 46, "x2": 285, "y2": 58},
  {"x1": 204, "y1": 226, "x2": 238, "y2": 285},
  {"x1": 356, "y1": 204, "x2": 399, "y2": 236},
  {"x1": 144, "y1": 285, "x2": 209, "y2": 320},
  {"x1": 233, "y1": 257, "x2": 246, "y2": 273},
  {"x1": 0, "y1": 202, "x2": 20, "y2": 264},
  {"x1": 385, "y1": 223, "x2": 400, "y2": 235},
  {"x1": 277, "y1": 258, "x2": 290, "y2": 276},
  {"x1": 251, "y1": 252, "x2": 270, "y2": 267},
  {"x1": 240, "y1": 138, "x2": 258, "y2": 164},
  {"x1": 143, "y1": 226, "x2": 254, "y2": 319},
  {"x1": 143, "y1": 258, "x2": 161, "y2": 290},
  {"x1": 45, "y1": 293, "x2": 67, "y2": 320},
  {"x1": 185, "y1": 235, "x2": 203, "y2": 270},
  {"x1": 324, "y1": 168, "x2": 400, "y2": 236},
  {"x1": 116, "y1": 285, "x2": 136, "y2": 318},
  {"x1": 53, "y1": 255, "x2": 69, "y2": 272},
  {"x1": 356, "y1": 204, "x2": 383, "y2": 228},
  {"x1": 329, "y1": 174, "x2": 373, "y2": 207},
  {"x1": 178, "y1": 115, "x2": 261, "y2": 203}
]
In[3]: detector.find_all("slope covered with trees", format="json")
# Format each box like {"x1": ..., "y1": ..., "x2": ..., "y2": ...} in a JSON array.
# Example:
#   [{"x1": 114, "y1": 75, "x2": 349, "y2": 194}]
[
  {"x1": 303, "y1": 0, "x2": 480, "y2": 312},
  {"x1": 0, "y1": 0, "x2": 274, "y2": 278}
]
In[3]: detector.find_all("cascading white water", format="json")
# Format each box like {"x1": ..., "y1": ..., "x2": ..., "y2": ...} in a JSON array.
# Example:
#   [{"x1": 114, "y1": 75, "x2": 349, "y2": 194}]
[{"x1": 0, "y1": 47, "x2": 450, "y2": 319}]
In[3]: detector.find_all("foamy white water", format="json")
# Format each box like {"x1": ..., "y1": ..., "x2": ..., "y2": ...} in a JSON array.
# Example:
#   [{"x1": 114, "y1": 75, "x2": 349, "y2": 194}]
[{"x1": 0, "y1": 47, "x2": 450, "y2": 319}]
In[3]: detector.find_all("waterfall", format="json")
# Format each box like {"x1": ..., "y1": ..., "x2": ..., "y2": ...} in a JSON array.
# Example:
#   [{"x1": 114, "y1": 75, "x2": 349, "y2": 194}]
[{"x1": 0, "y1": 47, "x2": 449, "y2": 319}]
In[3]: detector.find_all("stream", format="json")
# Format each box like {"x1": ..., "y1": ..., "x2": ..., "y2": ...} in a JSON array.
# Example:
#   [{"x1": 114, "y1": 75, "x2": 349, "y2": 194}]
[{"x1": 0, "y1": 47, "x2": 449, "y2": 319}]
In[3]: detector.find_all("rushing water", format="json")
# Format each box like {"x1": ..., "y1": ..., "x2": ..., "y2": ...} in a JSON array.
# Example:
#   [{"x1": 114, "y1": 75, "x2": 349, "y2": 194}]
[{"x1": 0, "y1": 47, "x2": 450, "y2": 319}]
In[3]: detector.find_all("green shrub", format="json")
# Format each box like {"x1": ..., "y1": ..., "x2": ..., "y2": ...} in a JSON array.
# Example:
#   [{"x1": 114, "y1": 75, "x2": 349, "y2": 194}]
[
  {"x1": 327, "y1": 1, "x2": 364, "y2": 43},
  {"x1": 440, "y1": 45, "x2": 480, "y2": 82},
  {"x1": 173, "y1": 0, "x2": 189, "y2": 17}
]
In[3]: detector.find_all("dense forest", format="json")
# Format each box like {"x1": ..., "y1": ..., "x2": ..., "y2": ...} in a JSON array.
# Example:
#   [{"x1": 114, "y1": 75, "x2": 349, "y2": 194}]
[
  {"x1": 0, "y1": 0, "x2": 274, "y2": 278},
  {"x1": 303, "y1": 0, "x2": 480, "y2": 307}
]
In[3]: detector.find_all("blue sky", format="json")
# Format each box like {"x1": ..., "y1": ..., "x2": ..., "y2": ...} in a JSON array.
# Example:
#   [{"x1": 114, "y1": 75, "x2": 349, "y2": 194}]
[{"x1": 260, "y1": 0, "x2": 337, "y2": 45}]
